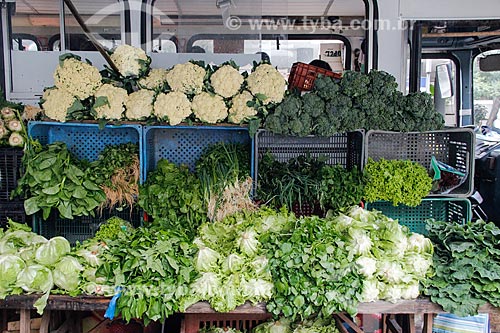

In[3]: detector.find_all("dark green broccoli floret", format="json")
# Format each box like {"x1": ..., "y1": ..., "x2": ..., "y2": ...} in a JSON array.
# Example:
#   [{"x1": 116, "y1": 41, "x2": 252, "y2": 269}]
[
  {"x1": 313, "y1": 75, "x2": 341, "y2": 101},
  {"x1": 302, "y1": 92, "x2": 325, "y2": 118},
  {"x1": 341, "y1": 71, "x2": 370, "y2": 97}
]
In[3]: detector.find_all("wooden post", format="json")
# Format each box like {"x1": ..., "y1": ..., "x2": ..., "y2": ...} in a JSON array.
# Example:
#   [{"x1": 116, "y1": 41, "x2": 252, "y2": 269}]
[
  {"x1": 19, "y1": 309, "x2": 30, "y2": 333},
  {"x1": 422, "y1": 314, "x2": 434, "y2": 333},
  {"x1": 40, "y1": 310, "x2": 51, "y2": 333}
]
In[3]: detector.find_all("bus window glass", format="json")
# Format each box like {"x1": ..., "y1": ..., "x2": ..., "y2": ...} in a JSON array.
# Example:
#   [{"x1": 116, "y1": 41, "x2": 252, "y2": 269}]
[
  {"x1": 474, "y1": 50, "x2": 500, "y2": 128},
  {"x1": 11, "y1": 0, "x2": 59, "y2": 51},
  {"x1": 420, "y1": 58, "x2": 458, "y2": 127},
  {"x1": 152, "y1": 37, "x2": 177, "y2": 53},
  {"x1": 63, "y1": 0, "x2": 122, "y2": 51}
]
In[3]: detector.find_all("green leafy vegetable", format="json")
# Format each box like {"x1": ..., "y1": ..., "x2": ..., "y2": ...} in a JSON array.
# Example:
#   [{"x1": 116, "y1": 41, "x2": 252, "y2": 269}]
[
  {"x1": 364, "y1": 158, "x2": 432, "y2": 207},
  {"x1": 422, "y1": 219, "x2": 500, "y2": 316},
  {"x1": 139, "y1": 160, "x2": 206, "y2": 239}
]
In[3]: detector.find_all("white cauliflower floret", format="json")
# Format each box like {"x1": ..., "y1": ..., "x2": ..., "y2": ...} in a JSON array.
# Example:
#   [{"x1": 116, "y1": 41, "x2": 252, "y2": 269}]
[
  {"x1": 139, "y1": 68, "x2": 169, "y2": 90},
  {"x1": 228, "y1": 91, "x2": 257, "y2": 124},
  {"x1": 192, "y1": 92, "x2": 228, "y2": 124},
  {"x1": 53, "y1": 58, "x2": 102, "y2": 100},
  {"x1": 210, "y1": 65, "x2": 244, "y2": 98},
  {"x1": 94, "y1": 84, "x2": 128, "y2": 120},
  {"x1": 166, "y1": 62, "x2": 205, "y2": 95},
  {"x1": 154, "y1": 91, "x2": 192, "y2": 125},
  {"x1": 125, "y1": 89, "x2": 155, "y2": 120},
  {"x1": 110, "y1": 44, "x2": 150, "y2": 77},
  {"x1": 246, "y1": 63, "x2": 286, "y2": 105},
  {"x1": 41, "y1": 88, "x2": 76, "y2": 122}
]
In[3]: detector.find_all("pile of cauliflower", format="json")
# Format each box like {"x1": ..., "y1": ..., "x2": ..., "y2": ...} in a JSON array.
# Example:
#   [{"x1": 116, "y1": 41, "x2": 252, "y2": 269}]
[
  {"x1": 39, "y1": 45, "x2": 286, "y2": 125},
  {"x1": 0, "y1": 107, "x2": 25, "y2": 147}
]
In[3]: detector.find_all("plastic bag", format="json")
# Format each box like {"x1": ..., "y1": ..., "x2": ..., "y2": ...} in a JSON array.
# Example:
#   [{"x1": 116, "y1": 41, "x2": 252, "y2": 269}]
[{"x1": 430, "y1": 156, "x2": 467, "y2": 194}]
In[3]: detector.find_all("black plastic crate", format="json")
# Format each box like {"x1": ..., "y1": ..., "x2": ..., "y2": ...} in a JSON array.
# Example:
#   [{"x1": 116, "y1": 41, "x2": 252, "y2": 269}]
[
  {"x1": 0, "y1": 203, "x2": 27, "y2": 229},
  {"x1": 34, "y1": 207, "x2": 142, "y2": 244},
  {"x1": 0, "y1": 147, "x2": 24, "y2": 202},
  {"x1": 365, "y1": 129, "x2": 475, "y2": 197},
  {"x1": 254, "y1": 130, "x2": 365, "y2": 188}
]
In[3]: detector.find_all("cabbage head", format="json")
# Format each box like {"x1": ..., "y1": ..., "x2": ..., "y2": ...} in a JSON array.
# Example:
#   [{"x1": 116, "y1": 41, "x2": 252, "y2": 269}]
[
  {"x1": 0, "y1": 254, "x2": 25, "y2": 297},
  {"x1": 35, "y1": 237, "x2": 71, "y2": 266},
  {"x1": 53, "y1": 256, "x2": 84, "y2": 293}
]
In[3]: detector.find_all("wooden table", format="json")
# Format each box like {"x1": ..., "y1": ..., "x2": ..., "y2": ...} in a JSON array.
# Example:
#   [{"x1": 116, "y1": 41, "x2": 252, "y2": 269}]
[{"x1": 1, "y1": 296, "x2": 499, "y2": 333}]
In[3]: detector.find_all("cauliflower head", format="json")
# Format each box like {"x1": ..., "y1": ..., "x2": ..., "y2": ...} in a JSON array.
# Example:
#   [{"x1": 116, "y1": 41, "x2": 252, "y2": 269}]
[
  {"x1": 94, "y1": 84, "x2": 128, "y2": 120},
  {"x1": 228, "y1": 91, "x2": 257, "y2": 124},
  {"x1": 246, "y1": 63, "x2": 286, "y2": 105},
  {"x1": 110, "y1": 44, "x2": 150, "y2": 77},
  {"x1": 53, "y1": 58, "x2": 102, "y2": 100},
  {"x1": 192, "y1": 92, "x2": 228, "y2": 124},
  {"x1": 41, "y1": 88, "x2": 76, "y2": 122},
  {"x1": 154, "y1": 91, "x2": 192, "y2": 125},
  {"x1": 125, "y1": 89, "x2": 155, "y2": 120},
  {"x1": 210, "y1": 65, "x2": 244, "y2": 98},
  {"x1": 166, "y1": 62, "x2": 205, "y2": 95},
  {"x1": 139, "y1": 68, "x2": 169, "y2": 90}
]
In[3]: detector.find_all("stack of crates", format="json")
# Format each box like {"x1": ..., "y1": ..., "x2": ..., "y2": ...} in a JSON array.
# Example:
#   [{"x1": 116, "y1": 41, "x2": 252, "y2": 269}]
[
  {"x1": 28, "y1": 121, "x2": 143, "y2": 244},
  {"x1": 364, "y1": 128, "x2": 475, "y2": 234},
  {"x1": 0, "y1": 147, "x2": 26, "y2": 228}
]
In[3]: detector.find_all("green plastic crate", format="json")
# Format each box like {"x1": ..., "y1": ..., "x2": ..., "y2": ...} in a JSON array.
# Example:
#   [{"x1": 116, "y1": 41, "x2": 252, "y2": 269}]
[{"x1": 365, "y1": 198, "x2": 471, "y2": 235}]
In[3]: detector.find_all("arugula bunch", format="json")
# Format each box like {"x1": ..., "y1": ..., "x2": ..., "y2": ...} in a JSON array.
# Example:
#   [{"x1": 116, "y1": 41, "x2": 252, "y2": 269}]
[{"x1": 422, "y1": 219, "x2": 500, "y2": 316}]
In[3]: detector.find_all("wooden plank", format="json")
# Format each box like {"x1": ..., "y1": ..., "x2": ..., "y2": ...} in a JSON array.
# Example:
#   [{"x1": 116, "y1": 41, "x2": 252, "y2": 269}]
[
  {"x1": 39, "y1": 310, "x2": 50, "y2": 333},
  {"x1": 183, "y1": 301, "x2": 268, "y2": 314},
  {"x1": 19, "y1": 310, "x2": 30, "y2": 333},
  {"x1": 422, "y1": 314, "x2": 434, "y2": 333},
  {"x1": 386, "y1": 316, "x2": 402, "y2": 333},
  {"x1": 336, "y1": 313, "x2": 364, "y2": 333},
  {"x1": 7, "y1": 318, "x2": 41, "y2": 331}
]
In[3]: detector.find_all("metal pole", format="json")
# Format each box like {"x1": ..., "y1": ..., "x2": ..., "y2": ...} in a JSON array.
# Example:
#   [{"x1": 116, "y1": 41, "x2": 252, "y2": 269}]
[{"x1": 62, "y1": 0, "x2": 120, "y2": 73}]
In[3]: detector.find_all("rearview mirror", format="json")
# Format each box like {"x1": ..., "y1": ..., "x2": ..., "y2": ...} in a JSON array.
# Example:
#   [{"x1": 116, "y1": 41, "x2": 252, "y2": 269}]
[{"x1": 479, "y1": 54, "x2": 500, "y2": 72}]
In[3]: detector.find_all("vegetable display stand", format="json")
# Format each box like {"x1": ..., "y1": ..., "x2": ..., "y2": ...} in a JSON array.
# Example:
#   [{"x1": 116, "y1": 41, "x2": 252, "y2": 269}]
[
  {"x1": 288, "y1": 62, "x2": 342, "y2": 91},
  {"x1": 254, "y1": 129, "x2": 364, "y2": 187},
  {"x1": 366, "y1": 198, "x2": 471, "y2": 235},
  {"x1": 33, "y1": 207, "x2": 141, "y2": 244},
  {"x1": 27, "y1": 121, "x2": 144, "y2": 182},
  {"x1": 142, "y1": 125, "x2": 253, "y2": 176},
  {"x1": 0, "y1": 147, "x2": 24, "y2": 203},
  {"x1": 364, "y1": 129, "x2": 475, "y2": 197},
  {"x1": 181, "y1": 302, "x2": 270, "y2": 333},
  {"x1": 0, "y1": 202, "x2": 27, "y2": 228}
]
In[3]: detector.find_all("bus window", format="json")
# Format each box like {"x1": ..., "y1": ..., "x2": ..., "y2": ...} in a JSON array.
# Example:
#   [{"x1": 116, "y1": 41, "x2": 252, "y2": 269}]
[
  {"x1": 420, "y1": 57, "x2": 458, "y2": 127},
  {"x1": 11, "y1": 1, "x2": 57, "y2": 51},
  {"x1": 474, "y1": 50, "x2": 500, "y2": 128},
  {"x1": 64, "y1": 0, "x2": 122, "y2": 51},
  {"x1": 152, "y1": 36, "x2": 178, "y2": 53},
  {"x1": 11, "y1": 34, "x2": 41, "y2": 51}
]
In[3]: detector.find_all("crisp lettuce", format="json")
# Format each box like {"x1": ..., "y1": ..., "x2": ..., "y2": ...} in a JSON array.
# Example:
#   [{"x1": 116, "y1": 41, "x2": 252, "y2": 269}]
[
  {"x1": 35, "y1": 237, "x2": 71, "y2": 266},
  {"x1": 53, "y1": 256, "x2": 84, "y2": 292}
]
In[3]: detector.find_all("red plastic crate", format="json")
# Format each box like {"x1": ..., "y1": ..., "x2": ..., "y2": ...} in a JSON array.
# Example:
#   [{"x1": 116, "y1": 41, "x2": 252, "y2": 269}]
[
  {"x1": 181, "y1": 313, "x2": 271, "y2": 333},
  {"x1": 288, "y1": 62, "x2": 342, "y2": 91}
]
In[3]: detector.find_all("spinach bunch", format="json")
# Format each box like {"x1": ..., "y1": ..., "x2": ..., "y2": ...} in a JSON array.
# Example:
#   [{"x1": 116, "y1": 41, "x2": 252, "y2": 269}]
[
  {"x1": 262, "y1": 215, "x2": 363, "y2": 320},
  {"x1": 139, "y1": 160, "x2": 206, "y2": 239},
  {"x1": 96, "y1": 226, "x2": 197, "y2": 325},
  {"x1": 14, "y1": 141, "x2": 105, "y2": 219},
  {"x1": 422, "y1": 219, "x2": 500, "y2": 317}
]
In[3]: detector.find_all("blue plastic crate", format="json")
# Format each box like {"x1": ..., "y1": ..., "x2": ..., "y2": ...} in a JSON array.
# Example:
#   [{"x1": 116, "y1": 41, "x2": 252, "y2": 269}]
[
  {"x1": 143, "y1": 125, "x2": 253, "y2": 180},
  {"x1": 28, "y1": 121, "x2": 144, "y2": 183}
]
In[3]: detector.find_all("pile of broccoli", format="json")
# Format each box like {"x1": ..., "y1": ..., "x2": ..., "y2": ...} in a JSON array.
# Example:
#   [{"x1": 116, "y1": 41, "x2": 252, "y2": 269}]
[{"x1": 264, "y1": 70, "x2": 444, "y2": 136}]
